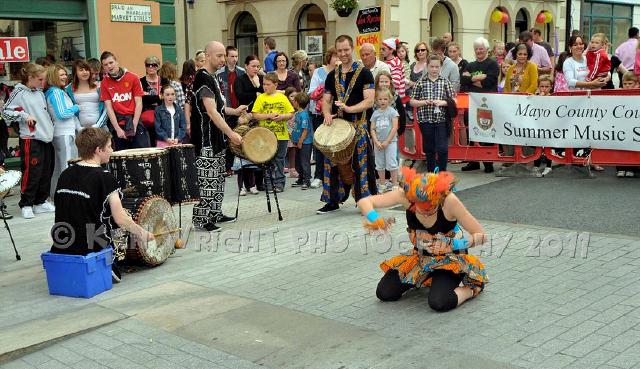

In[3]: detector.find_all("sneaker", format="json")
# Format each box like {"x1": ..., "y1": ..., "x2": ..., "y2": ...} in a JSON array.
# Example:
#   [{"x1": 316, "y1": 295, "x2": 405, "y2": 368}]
[
  {"x1": 541, "y1": 167, "x2": 552, "y2": 177},
  {"x1": 194, "y1": 222, "x2": 221, "y2": 232},
  {"x1": 377, "y1": 182, "x2": 386, "y2": 194},
  {"x1": 239, "y1": 188, "x2": 247, "y2": 196},
  {"x1": 626, "y1": 171, "x2": 635, "y2": 177},
  {"x1": 292, "y1": 181, "x2": 303, "y2": 187},
  {"x1": 249, "y1": 186, "x2": 259, "y2": 195},
  {"x1": 284, "y1": 167, "x2": 290, "y2": 174},
  {"x1": 289, "y1": 170, "x2": 299, "y2": 178},
  {"x1": 310, "y1": 178, "x2": 322, "y2": 189},
  {"x1": 274, "y1": 187, "x2": 284, "y2": 193},
  {"x1": 575, "y1": 149, "x2": 585, "y2": 157},
  {"x1": 21, "y1": 206, "x2": 34, "y2": 219},
  {"x1": 385, "y1": 182, "x2": 394, "y2": 192},
  {"x1": 617, "y1": 171, "x2": 626, "y2": 177},
  {"x1": 316, "y1": 203, "x2": 340, "y2": 214},
  {"x1": 301, "y1": 183, "x2": 309, "y2": 190},
  {"x1": 217, "y1": 215, "x2": 236, "y2": 224},
  {"x1": 33, "y1": 201, "x2": 55, "y2": 214},
  {"x1": 111, "y1": 265, "x2": 122, "y2": 284}
]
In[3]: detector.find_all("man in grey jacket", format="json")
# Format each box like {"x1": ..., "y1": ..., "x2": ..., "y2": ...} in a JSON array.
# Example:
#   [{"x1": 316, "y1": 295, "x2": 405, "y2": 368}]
[{"x1": 431, "y1": 38, "x2": 460, "y2": 92}]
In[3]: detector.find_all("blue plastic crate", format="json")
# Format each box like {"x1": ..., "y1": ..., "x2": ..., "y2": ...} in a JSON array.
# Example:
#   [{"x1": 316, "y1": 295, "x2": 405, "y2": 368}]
[{"x1": 41, "y1": 248, "x2": 113, "y2": 298}]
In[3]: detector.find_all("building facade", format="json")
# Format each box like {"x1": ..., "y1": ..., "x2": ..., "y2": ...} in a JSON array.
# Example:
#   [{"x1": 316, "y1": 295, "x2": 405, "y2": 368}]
[
  {"x1": 0, "y1": 0, "x2": 177, "y2": 81},
  {"x1": 175, "y1": 0, "x2": 572, "y2": 67}
]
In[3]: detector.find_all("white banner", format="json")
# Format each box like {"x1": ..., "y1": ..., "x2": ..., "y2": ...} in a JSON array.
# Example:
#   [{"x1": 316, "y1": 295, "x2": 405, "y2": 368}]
[{"x1": 468, "y1": 93, "x2": 640, "y2": 151}]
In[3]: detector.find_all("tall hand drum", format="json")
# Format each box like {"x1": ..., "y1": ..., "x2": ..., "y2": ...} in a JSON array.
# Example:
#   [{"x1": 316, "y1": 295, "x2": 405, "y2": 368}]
[
  {"x1": 166, "y1": 144, "x2": 199, "y2": 204},
  {"x1": 109, "y1": 148, "x2": 171, "y2": 199},
  {"x1": 0, "y1": 169, "x2": 21, "y2": 198},
  {"x1": 313, "y1": 118, "x2": 356, "y2": 165},
  {"x1": 229, "y1": 125, "x2": 277, "y2": 164},
  {"x1": 121, "y1": 196, "x2": 178, "y2": 266}
]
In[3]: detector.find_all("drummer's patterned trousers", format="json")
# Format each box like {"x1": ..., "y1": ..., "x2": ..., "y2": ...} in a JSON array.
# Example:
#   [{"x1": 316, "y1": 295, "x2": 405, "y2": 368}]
[{"x1": 192, "y1": 147, "x2": 226, "y2": 226}]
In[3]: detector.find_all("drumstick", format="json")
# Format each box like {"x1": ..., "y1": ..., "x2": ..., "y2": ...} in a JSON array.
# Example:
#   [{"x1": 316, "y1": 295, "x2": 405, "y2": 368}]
[{"x1": 153, "y1": 228, "x2": 181, "y2": 237}]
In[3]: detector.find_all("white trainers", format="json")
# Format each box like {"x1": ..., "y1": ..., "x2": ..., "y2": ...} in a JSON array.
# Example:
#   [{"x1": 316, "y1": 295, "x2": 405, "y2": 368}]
[
  {"x1": 385, "y1": 182, "x2": 394, "y2": 192},
  {"x1": 249, "y1": 186, "x2": 259, "y2": 194},
  {"x1": 310, "y1": 178, "x2": 322, "y2": 189},
  {"x1": 239, "y1": 188, "x2": 247, "y2": 196},
  {"x1": 21, "y1": 206, "x2": 34, "y2": 219},
  {"x1": 541, "y1": 167, "x2": 552, "y2": 177},
  {"x1": 617, "y1": 171, "x2": 626, "y2": 177},
  {"x1": 626, "y1": 171, "x2": 635, "y2": 177},
  {"x1": 34, "y1": 201, "x2": 55, "y2": 214}
]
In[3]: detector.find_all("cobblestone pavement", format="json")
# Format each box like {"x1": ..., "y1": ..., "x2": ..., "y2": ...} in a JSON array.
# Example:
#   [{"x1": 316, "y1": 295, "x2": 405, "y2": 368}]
[{"x1": 1, "y1": 166, "x2": 639, "y2": 369}]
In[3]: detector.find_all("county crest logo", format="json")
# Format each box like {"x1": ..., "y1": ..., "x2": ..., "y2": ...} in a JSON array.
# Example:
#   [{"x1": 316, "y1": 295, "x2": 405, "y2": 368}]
[{"x1": 477, "y1": 97, "x2": 493, "y2": 131}]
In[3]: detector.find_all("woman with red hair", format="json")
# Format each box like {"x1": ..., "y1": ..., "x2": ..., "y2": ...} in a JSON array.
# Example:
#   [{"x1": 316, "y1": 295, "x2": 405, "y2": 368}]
[{"x1": 357, "y1": 167, "x2": 488, "y2": 312}]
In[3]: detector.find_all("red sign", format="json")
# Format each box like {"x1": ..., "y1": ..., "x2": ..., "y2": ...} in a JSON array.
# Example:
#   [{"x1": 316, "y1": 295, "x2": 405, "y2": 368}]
[{"x1": 0, "y1": 37, "x2": 29, "y2": 62}]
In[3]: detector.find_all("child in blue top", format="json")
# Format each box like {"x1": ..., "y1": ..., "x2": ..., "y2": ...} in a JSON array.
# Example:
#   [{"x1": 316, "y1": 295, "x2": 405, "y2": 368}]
[
  {"x1": 154, "y1": 85, "x2": 186, "y2": 148},
  {"x1": 370, "y1": 87, "x2": 399, "y2": 192},
  {"x1": 290, "y1": 92, "x2": 313, "y2": 189}
]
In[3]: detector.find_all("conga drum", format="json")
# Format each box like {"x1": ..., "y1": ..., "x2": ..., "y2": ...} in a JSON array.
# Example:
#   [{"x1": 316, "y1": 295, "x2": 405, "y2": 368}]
[
  {"x1": 121, "y1": 196, "x2": 178, "y2": 266},
  {"x1": 108, "y1": 148, "x2": 171, "y2": 199},
  {"x1": 166, "y1": 144, "x2": 199, "y2": 204},
  {"x1": 229, "y1": 125, "x2": 278, "y2": 164},
  {"x1": 313, "y1": 118, "x2": 356, "y2": 184}
]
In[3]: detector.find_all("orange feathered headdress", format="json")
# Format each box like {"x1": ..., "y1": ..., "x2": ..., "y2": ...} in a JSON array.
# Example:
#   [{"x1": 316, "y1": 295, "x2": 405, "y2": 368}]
[{"x1": 399, "y1": 167, "x2": 456, "y2": 213}]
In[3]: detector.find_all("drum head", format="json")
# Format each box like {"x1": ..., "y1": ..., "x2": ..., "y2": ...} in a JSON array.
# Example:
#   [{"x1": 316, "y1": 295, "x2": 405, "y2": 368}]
[
  {"x1": 242, "y1": 127, "x2": 278, "y2": 164},
  {"x1": 131, "y1": 196, "x2": 178, "y2": 266},
  {"x1": 111, "y1": 148, "x2": 167, "y2": 158},
  {"x1": 0, "y1": 170, "x2": 21, "y2": 196},
  {"x1": 313, "y1": 118, "x2": 355, "y2": 151}
]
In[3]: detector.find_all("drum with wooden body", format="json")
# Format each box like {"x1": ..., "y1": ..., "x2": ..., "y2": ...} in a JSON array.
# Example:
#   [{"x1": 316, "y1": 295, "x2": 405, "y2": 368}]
[
  {"x1": 121, "y1": 196, "x2": 178, "y2": 266},
  {"x1": 165, "y1": 144, "x2": 199, "y2": 204},
  {"x1": 313, "y1": 118, "x2": 356, "y2": 165},
  {"x1": 229, "y1": 125, "x2": 278, "y2": 164},
  {"x1": 108, "y1": 148, "x2": 171, "y2": 199}
]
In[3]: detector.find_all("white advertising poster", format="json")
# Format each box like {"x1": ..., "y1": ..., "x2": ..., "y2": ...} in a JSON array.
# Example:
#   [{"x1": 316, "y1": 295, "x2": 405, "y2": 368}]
[{"x1": 468, "y1": 93, "x2": 640, "y2": 151}]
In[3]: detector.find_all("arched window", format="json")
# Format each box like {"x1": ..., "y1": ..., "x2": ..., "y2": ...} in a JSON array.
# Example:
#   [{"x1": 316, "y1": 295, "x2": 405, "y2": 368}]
[
  {"x1": 515, "y1": 9, "x2": 528, "y2": 37},
  {"x1": 297, "y1": 5, "x2": 326, "y2": 66},
  {"x1": 429, "y1": 1, "x2": 453, "y2": 42},
  {"x1": 234, "y1": 12, "x2": 258, "y2": 63}
]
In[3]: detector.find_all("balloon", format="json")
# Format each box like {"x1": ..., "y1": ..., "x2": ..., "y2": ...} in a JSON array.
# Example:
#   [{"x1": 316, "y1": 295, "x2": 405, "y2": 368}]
[
  {"x1": 501, "y1": 12, "x2": 509, "y2": 24},
  {"x1": 491, "y1": 10, "x2": 503, "y2": 23},
  {"x1": 544, "y1": 11, "x2": 553, "y2": 24},
  {"x1": 536, "y1": 13, "x2": 546, "y2": 24}
]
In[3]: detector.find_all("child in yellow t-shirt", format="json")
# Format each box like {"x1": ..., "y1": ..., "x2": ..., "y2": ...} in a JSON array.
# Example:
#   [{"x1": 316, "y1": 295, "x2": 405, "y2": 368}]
[{"x1": 251, "y1": 72, "x2": 295, "y2": 192}]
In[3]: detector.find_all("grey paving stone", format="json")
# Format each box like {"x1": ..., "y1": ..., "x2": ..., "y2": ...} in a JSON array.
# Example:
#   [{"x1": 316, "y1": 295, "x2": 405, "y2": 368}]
[
  {"x1": 532, "y1": 353, "x2": 576, "y2": 369},
  {"x1": 0, "y1": 359, "x2": 36, "y2": 369},
  {"x1": 556, "y1": 320, "x2": 605, "y2": 342},
  {"x1": 601, "y1": 329, "x2": 640, "y2": 353},
  {"x1": 606, "y1": 342, "x2": 640, "y2": 369},
  {"x1": 19, "y1": 352, "x2": 52, "y2": 366},
  {"x1": 520, "y1": 325, "x2": 570, "y2": 348},
  {"x1": 564, "y1": 349, "x2": 617, "y2": 368},
  {"x1": 560, "y1": 333, "x2": 613, "y2": 358}
]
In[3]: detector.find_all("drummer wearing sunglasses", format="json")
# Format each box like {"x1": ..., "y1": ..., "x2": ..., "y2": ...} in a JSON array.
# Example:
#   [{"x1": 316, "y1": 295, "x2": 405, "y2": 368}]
[{"x1": 50, "y1": 128, "x2": 154, "y2": 283}]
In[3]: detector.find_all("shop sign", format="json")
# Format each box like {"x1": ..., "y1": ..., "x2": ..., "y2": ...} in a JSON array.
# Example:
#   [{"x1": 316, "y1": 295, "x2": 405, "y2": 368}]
[
  {"x1": 355, "y1": 6, "x2": 383, "y2": 56},
  {"x1": 0, "y1": 37, "x2": 29, "y2": 62},
  {"x1": 110, "y1": 3, "x2": 152, "y2": 23},
  {"x1": 356, "y1": 7, "x2": 382, "y2": 34}
]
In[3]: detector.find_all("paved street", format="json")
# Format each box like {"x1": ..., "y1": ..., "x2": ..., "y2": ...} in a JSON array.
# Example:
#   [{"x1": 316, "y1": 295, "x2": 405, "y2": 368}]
[{"x1": 1, "y1": 164, "x2": 639, "y2": 369}]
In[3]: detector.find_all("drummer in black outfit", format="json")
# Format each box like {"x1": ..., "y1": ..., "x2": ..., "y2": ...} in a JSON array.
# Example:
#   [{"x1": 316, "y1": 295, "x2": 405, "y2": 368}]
[
  {"x1": 50, "y1": 128, "x2": 153, "y2": 282},
  {"x1": 318, "y1": 35, "x2": 378, "y2": 214},
  {"x1": 190, "y1": 41, "x2": 246, "y2": 232}
]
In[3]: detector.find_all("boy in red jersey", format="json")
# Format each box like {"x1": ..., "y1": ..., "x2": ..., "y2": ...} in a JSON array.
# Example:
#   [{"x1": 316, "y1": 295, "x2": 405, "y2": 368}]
[
  {"x1": 99, "y1": 51, "x2": 150, "y2": 150},
  {"x1": 585, "y1": 33, "x2": 612, "y2": 83}
]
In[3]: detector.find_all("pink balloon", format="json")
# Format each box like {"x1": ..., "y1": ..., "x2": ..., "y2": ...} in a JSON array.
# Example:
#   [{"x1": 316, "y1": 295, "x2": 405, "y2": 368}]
[
  {"x1": 501, "y1": 12, "x2": 509, "y2": 24},
  {"x1": 536, "y1": 13, "x2": 546, "y2": 24}
]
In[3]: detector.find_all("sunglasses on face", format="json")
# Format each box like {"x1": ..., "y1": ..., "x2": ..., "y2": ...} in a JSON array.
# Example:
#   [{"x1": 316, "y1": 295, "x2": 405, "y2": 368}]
[
  {"x1": 417, "y1": 49, "x2": 427, "y2": 52},
  {"x1": 145, "y1": 63, "x2": 159, "y2": 68}
]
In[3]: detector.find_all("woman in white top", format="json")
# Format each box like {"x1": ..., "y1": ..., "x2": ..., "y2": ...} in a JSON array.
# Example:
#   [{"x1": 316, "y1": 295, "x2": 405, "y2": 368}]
[
  {"x1": 65, "y1": 59, "x2": 107, "y2": 129},
  {"x1": 563, "y1": 35, "x2": 607, "y2": 90}
]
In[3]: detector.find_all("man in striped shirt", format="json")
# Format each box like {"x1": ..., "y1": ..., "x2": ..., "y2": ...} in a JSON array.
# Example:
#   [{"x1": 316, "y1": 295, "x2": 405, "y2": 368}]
[{"x1": 381, "y1": 38, "x2": 406, "y2": 99}]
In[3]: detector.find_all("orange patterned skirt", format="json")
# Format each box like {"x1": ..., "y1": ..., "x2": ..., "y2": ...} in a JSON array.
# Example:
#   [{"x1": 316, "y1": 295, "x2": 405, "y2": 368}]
[{"x1": 380, "y1": 249, "x2": 487, "y2": 290}]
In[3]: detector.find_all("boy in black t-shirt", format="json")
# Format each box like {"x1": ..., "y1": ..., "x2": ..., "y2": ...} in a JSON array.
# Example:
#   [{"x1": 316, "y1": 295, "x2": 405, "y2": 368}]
[{"x1": 50, "y1": 128, "x2": 153, "y2": 282}]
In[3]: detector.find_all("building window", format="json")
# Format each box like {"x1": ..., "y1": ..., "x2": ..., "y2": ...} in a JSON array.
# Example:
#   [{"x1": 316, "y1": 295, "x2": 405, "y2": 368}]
[
  {"x1": 429, "y1": 2, "x2": 453, "y2": 42},
  {"x1": 234, "y1": 12, "x2": 258, "y2": 64},
  {"x1": 297, "y1": 5, "x2": 326, "y2": 66},
  {"x1": 0, "y1": 19, "x2": 85, "y2": 81},
  {"x1": 581, "y1": 2, "x2": 632, "y2": 53},
  {"x1": 515, "y1": 9, "x2": 528, "y2": 37}
]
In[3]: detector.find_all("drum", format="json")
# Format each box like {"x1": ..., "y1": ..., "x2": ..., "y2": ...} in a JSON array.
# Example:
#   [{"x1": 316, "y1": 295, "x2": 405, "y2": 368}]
[
  {"x1": 121, "y1": 196, "x2": 178, "y2": 266},
  {"x1": 229, "y1": 125, "x2": 278, "y2": 164},
  {"x1": 313, "y1": 118, "x2": 356, "y2": 165},
  {"x1": 166, "y1": 144, "x2": 199, "y2": 204},
  {"x1": 108, "y1": 148, "x2": 171, "y2": 199}
]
